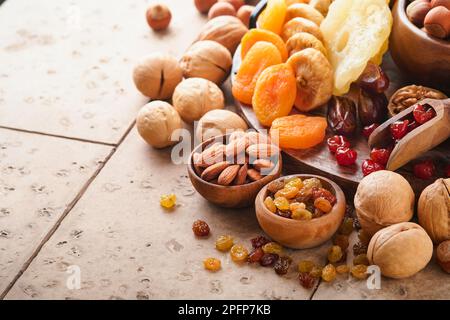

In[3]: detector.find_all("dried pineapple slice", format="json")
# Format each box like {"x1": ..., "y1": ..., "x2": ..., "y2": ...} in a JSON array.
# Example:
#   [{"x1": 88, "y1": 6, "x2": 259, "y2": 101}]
[{"x1": 320, "y1": 0, "x2": 392, "y2": 95}]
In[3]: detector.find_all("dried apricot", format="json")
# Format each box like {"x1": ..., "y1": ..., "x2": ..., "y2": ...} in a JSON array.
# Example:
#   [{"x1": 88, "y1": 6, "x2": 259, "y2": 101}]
[
  {"x1": 252, "y1": 63, "x2": 296, "y2": 126},
  {"x1": 232, "y1": 41, "x2": 282, "y2": 105},
  {"x1": 287, "y1": 48, "x2": 333, "y2": 112},
  {"x1": 286, "y1": 0, "x2": 310, "y2": 6},
  {"x1": 241, "y1": 29, "x2": 288, "y2": 62},
  {"x1": 285, "y1": 3, "x2": 324, "y2": 26},
  {"x1": 270, "y1": 114, "x2": 327, "y2": 149},
  {"x1": 281, "y1": 17, "x2": 324, "y2": 42},
  {"x1": 286, "y1": 32, "x2": 327, "y2": 57},
  {"x1": 258, "y1": 0, "x2": 287, "y2": 35}
]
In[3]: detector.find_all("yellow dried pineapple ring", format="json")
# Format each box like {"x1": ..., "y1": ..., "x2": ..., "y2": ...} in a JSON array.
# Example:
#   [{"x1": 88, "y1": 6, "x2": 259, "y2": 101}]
[{"x1": 320, "y1": 0, "x2": 392, "y2": 96}]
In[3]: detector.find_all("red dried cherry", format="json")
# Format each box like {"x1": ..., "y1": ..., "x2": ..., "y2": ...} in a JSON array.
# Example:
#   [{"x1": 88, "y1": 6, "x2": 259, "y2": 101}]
[
  {"x1": 390, "y1": 120, "x2": 409, "y2": 140},
  {"x1": 327, "y1": 135, "x2": 350, "y2": 153},
  {"x1": 370, "y1": 148, "x2": 391, "y2": 166},
  {"x1": 362, "y1": 123, "x2": 380, "y2": 139},
  {"x1": 361, "y1": 159, "x2": 385, "y2": 176},
  {"x1": 413, "y1": 159, "x2": 435, "y2": 180},
  {"x1": 407, "y1": 120, "x2": 419, "y2": 133},
  {"x1": 335, "y1": 147, "x2": 357, "y2": 166},
  {"x1": 413, "y1": 104, "x2": 436, "y2": 125}
]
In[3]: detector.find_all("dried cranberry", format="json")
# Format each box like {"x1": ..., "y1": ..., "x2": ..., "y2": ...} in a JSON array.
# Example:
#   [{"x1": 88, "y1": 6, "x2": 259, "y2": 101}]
[
  {"x1": 413, "y1": 159, "x2": 435, "y2": 180},
  {"x1": 390, "y1": 120, "x2": 409, "y2": 140},
  {"x1": 370, "y1": 148, "x2": 391, "y2": 166},
  {"x1": 312, "y1": 187, "x2": 336, "y2": 205},
  {"x1": 413, "y1": 104, "x2": 436, "y2": 125},
  {"x1": 248, "y1": 247, "x2": 264, "y2": 263},
  {"x1": 260, "y1": 253, "x2": 279, "y2": 267},
  {"x1": 298, "y1": 272, "x2": 315, "y2": 289},
  {"x1": 362, "y1": 159, "x2": 385, "y2": 176},
  {"x1": 407, "y1": 120, "x2": 420, "y2": 133},
  {"x1": 250, "y1": 236, "x2": 270, "y2": 249},
  {"x1": 336, "y1": 147, "x2": 357, "y2": 166},
  {"x1": 327, "y1": 135, "x2": 350, "y2": 153},
  {"x1": 362, "y1": 123, "x2": 380, "y2": 139}
]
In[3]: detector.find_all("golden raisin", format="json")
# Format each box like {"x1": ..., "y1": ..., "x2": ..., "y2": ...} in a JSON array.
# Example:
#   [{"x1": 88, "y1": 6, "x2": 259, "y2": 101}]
[
  {"x1": 285, "y1": 177, "x2": 304, "y2": 190},
  {"x1": 298, "y1": 260, "x2": 315, "y2": 273},
  {"x1": 203, "y1": 257, "x2": 221, "y2": 272},
  {"x1": 262, "y1": 242, "x2": 283, "y2": 255},
  {"x1": 215, "y1": 235, "x2": 234, "y2": 252},
  {"x1": 314, "y1": 197, "x2": 332, "y2": 213},
  {"x1": 264, "y1": 196, "x2": 277, "y2": 213},
  {"x1": 160, "y1": 193, "x2": 176, "y2": 209},
  {"x1": 351, "y1": 264, "x2": 368, "y2": 280},
  {"x1": 321, "y1": 264, "x2": 337, "y2": 282},
  {"x1": 336, "y1": 265, "x2": 350, "y2": 274},
  {"x1": 339, "y1": 217, "x2": 354, "y2": 235},
  {"x1": 291, "y1": 208, "x2": 312, "y2": 220},
  {"x1": 273, "y1": 196, "x2": 290, "y2": 211},
  {"x1": 333, "y1": 234, "x2": 349, "y2": 251},
  {"x1": 289, "y1": 202, "x2": 306, "y2": 212},
  {"x1": 230, "y1": 244, "x2": 249, "y2": 263},
  {"x1": 275, "y1": 185, "x2": 299, "y2": 199},
  {"x1": 353, "y1": 254, "x2": 369, "y2": 266},
  {"x1": 309, "y1": 266, "x2": 323, "y2": 278},
  {"x1": 327, "y1": 245, "x2": 343, "y2": 263}
]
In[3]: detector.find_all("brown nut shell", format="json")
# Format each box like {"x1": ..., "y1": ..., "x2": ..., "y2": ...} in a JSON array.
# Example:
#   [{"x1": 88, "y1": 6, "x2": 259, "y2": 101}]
[
  {"x1": 418, "y1": 178, "x2": 450, "y2": 243},
  {"x1": 355, "y1": 170, "x2": 415, "y2": 237},
  {"x1": 367, "y1": 222, "x2": 433, "y2": 279}
]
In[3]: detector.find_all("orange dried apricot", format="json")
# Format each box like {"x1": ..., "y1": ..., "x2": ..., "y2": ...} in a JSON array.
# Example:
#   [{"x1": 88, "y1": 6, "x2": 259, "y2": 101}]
[
  {"x1": 252, "y1": 63, "x2": 296, "y2": 126},
  {"x1": 257, "y1": 0, "x2": 287, "y2": 35},
  {"x1": 232, "y1": 41, "x2": 282, "y2": 105},
  {"x1": 270, "y1": 114, "x2": 327, "y2": 149},
  {"x1": 241, "y1": 29, "x2": 288, "y2": 62}
]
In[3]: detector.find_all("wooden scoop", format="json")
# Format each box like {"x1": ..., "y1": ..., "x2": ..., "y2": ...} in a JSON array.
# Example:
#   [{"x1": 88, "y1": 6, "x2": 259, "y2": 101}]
[{"x1": 368, "y1": 98, "x2": 450, "y2": 171}]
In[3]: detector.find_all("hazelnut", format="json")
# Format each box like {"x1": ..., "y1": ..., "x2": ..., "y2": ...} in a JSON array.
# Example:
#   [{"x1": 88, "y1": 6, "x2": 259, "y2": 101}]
[
  {"x1": 368, "y1": 222, "x2": 433, "y2": 279},
  {"x1": 172, "y1": 78, "x2": 224, "y2": 123},
  {"x1": 194, "y1": 0, "x2": 218, "y2": 14},
  {"x1": 418, "y1": 178, "x2": 450, "y2": 243},
  {"x1": 180, "y1": 40, "x2": 232, "y2": 85},
  {"x1": 133, "y1": 53, "x2": 183, "y2": 100},
  {"x1": 354, "y1": 170, "x2": 415, "y2": 237},
  {"x1": 406, "y1": 0, "x2": 432, "y2": 27},
  {"x1": 146, "y1": 4, "x2": 172, "y2": 31},
  {"x1": 218, "y1": 0, "x2": 245, "y2": 11},
  {"x1": 196, "y1": 109, "x2": 248, "y2": 142},
  {"x1": 136, "y1": 101, "x2": 182, "y2": 148},
  {"x1": 436, "y1": 240, "x2": 450, "y2": 273},
  {"x1": 208, "y1": 2, "x2": 236, "y2": 20},
  {"x1": 237, "y1": 5, "x2": 255, "y2": 28},
  {"x1": 424, "y1": 6, "x2": 450, "y2": 39},
  {"x1": 431, "y1": 0, "x2": 450, "y2": 10}
]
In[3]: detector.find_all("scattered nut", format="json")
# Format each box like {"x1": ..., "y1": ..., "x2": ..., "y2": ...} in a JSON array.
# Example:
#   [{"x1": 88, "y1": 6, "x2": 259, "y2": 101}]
[
  {"x1": 236, "y1": 5, "x2": 255, "y2": 27},
  {"x1": 146, "y1": 3, "x2": 171, "y2": 31},
  {"x1": 436, "y1": 240, "x2": 450, "y2": 273},
  {"x1": 208, "y1": 2, "x2": 236, "y2": 20},
  {"x1": 195, "y1": 0, "x2": 218, "y2": 13},
  {"x1": 196, "y1": 109, "x2": 248, "y2": 142}
]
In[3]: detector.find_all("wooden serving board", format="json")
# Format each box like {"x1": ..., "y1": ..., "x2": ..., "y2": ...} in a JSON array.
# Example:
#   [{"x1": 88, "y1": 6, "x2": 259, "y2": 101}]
[{"x1": 231, "y1": 48, "x2": 450, "y2": 197}]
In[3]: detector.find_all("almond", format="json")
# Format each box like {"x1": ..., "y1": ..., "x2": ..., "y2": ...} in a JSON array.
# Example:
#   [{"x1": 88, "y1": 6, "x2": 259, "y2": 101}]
[
  {"x1": 233, "y1": 164, "x2": 248, "y2": 185},
  {"x1": 247, "y1": 168, "x2": 263, "y2": 182},
  {"x1": 225, "y1": 136, "x2": 247, "y2": 160},
  {"x1": 245, "y1": 131, "x2": 271, "y2": 145},
  {"x1": 201, "y1": 161, "x2": 230, "y2": 181},
  {"x1": 192, "y1": 152, "x2": 204, "y2": 176},
  {"x1": 246, "y1": 143, "x2": 279, "y2": 159},
  {"x1": 199, "y1": 144, "x2": 225, "y2": 167},
  {"x1": 252, "y1": 159, "x2": 274, "y2": 171},
  {"x1": 217, "y1": 164, "x2": 240, "y2": 185},
  {"x1": 229, "y1": 130, "x2": 246, "y2": 142}
]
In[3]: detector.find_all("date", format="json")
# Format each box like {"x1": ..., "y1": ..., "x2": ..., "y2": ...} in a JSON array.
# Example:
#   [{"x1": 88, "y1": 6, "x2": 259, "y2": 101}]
[{"x1": 327, "y1": 96, "x2": 357, "y2": 135}]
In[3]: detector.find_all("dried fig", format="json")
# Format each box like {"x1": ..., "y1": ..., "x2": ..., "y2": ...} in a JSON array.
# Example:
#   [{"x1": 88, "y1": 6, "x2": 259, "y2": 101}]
[
  {"x1": 355, "y1": 170, "x2": 415, "y2": 237},
  {"x1": 281, "y1": 17, "x2": 324, "y2": 42},
  {"x1": 418, "y1": 178, "x2": 450, "y2": 243},
  {"x1": 287, "y1": 48, "x2": 333, "y2": 112},
  {"x1": 286, "y1": 32, "x2": 327, "y2": 57},
  {"x1": 285, "y1": 3, "x2": 324, "y2": 26},
  {"x1": 180, "y1": 40, "x2": 232, "y2": 85},
  {"x1": 197, "y1": 15, "x2": 248, "y2": 54},
  {"x1": 368, "y1": 222, "x2": 433, "y2": 279},
  {"x1": 133, "y1": 53, "x2": 182, "y2": 100}
]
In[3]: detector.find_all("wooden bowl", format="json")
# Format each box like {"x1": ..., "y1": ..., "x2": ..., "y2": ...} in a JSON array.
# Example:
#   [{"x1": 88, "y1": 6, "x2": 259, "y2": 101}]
[
  {"x1": 390, "y1": 0, "x2": 450, "y2": 94},
  {"x1": 187, "y1": 134, "x2": 282, "y2": 208},
  {"x1": 255, "y1": 174, "x2": 346, "y2": 249}
]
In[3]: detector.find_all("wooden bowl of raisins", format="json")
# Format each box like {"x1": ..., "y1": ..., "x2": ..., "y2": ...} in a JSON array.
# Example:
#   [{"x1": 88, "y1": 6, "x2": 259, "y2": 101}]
[{"x1": 255, "y1": 175, "x2": 346, "y2": 249}]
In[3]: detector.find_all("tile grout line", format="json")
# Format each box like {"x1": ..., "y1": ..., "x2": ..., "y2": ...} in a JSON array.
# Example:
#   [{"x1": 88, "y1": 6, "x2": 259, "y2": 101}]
[
  {"x1": 0, "y1": 121, "x2": 136, "y2": 299},
  {"x1": 0, "y1": 125, "x2": 117, "y2": 147}
]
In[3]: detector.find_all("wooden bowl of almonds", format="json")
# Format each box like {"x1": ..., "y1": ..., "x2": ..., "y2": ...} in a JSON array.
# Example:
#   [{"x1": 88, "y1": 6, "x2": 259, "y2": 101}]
[
  {"x1": 188, "y1": 131, "x2": 282, "y2": 208},
  {"x1": 255, "y1": 174, "x2": 346, "y2": 249}
]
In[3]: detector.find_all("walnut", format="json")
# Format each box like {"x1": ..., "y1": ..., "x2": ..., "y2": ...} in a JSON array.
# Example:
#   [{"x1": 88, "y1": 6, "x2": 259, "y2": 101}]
[
  {"x1": 418, "y1": 178, "x2": 450, "y2": 243},
  {"x1": 180, "y1": 40, "x2": 232, "y2": 85},
  {"x1": 388, "y1": 85, "x2": 447, "y2": 117}
]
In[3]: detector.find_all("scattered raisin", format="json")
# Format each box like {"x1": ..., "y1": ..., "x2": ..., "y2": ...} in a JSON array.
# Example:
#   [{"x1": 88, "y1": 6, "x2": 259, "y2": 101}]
[
  {"x1": 309, "y1": 266, "x2": 323, "y2": 279},
  {"x1": 327, "y1": 245, "x2": 343, "y2": 263},
  {"x1": 296, "y1": 188, "x2": 312, "y2": 203},
  {"x1": 298, "y1": 260, "x2": 316, "y2": 273},
  {"x1": 314, "y1": 197, "x2": 332, "y2": 213},
  {"x1": 215, "y1": 235, "x2": 234, "y2": 252},
  {"x1": 260, "y1": 253, "x2": 279, "y2": 267},
  {"x1": 353, "y1": 242, "x2": 368, "y2": 256},
  {"x1": 264, "y1": 196, "x2": 277, "y2": 213},
  {"x1": 333, "y1": 234, "x2": 349, "y2": 251},
  {"x1": 322, "y1": 264, "x2": 337, "y2": 282},
  {"x1": 230, "y1": 244, "x2": 249, "y2": 263},
  {"x1": 299, "y1": 272, "x2": 315, "y2": 289},
  {"x1": 277, "y1": 210, "x2": 292, "y2": 219},
  {"x1": 351, "y1": 264, "x2": 368, "y2": 280},
  {"x1": 251, "y1": 236, "x2": 271, "y2": 249},
  {"x1": 336, "y1": 265, "x2": 350, "y2": 274},
  {"x1": 338, "y1": 217, "x2": 354, "y2": 235},
  {"x1": 285, "y1": 177, "x2": 303, "y2": 189},
  {"x1": 303, "y1": 178, "x2": 322, "y2": 190},
  {"x1": 312, "y1": 187, "x2": 336, "y2": 205},
  {"x1": 192, "y1": 220, "x2": 210, "y2": 237},
  {"x1": 248, "y1": 247, "x2": 264, "y2": 263},
  {"x1": 291, "y1": 208, "x2": 313, "y2": 220},
  {"x1": 262, "y1": 242, "x2": 283, "y2": 255},
  {"x1": 274, "y1": 197, "x2": 290, "y2": 211},
  {"x1": 353, "y1": 254, "x2": 369, "y2": 266},
  {"x1": 160, "y1": 193, "x2": 176, "y2": 209},
  {"x1": 203, "y1": 257, "x2": 221, "y2": 272},
  {"x1": 267, "y1": 180, "x2": 285, "y2": 193},
  {"x1": 274, "y1": 256, "x2": 292, "y2": 275},
  {"x1": 357, "y1": 230, "x2": 371, "y2": 246}
]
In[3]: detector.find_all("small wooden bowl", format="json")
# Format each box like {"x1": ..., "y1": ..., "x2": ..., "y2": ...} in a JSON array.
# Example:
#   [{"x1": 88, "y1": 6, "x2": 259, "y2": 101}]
[
  {"x1": 255, "y1": 174, "x2": 346, "y2": 249},
  {"x1": 390, "y1": 0, "x2": 450, "y2": 94},
  {"x1": 187, "y1": 135, "x2": 282, "y2": 208}
]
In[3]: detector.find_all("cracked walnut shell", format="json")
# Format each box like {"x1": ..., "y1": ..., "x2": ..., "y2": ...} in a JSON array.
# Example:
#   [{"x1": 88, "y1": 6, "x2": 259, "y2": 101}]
[
  {"x1": 418, "y1": 178, "x2": 450, "y2": 244},
  {"x1": 181, "y1": 40, "x2": 232, "y2": 85},
  {"x1": 388, "y1": 85, "x2": 447, "y2": 117},
  {"x1": 368, "y1": 222, "x2": 433, "y2": 279}
]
